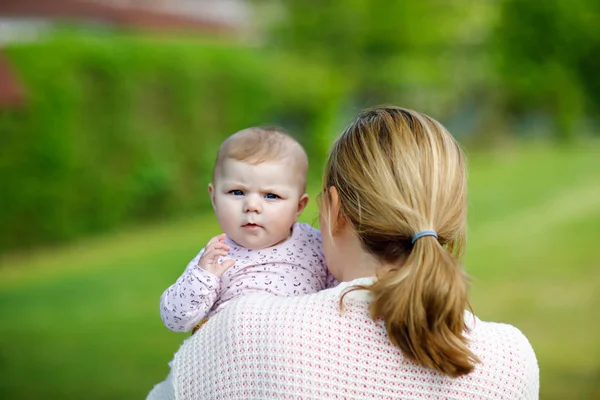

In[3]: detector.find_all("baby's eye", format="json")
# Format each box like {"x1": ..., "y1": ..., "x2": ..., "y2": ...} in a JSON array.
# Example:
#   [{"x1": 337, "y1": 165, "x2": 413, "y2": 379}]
[
  {"x1": 265, "y1": 193, "x2": 280, "y2": 200},
  {"x1": 230, "y1": 190, "x2": 244, "y2": 196}
]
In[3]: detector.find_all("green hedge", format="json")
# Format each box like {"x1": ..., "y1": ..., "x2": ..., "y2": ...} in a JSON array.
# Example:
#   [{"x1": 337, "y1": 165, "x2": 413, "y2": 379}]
[{"x1": 0, "y1": 34, "x2": 345, "y2": 252}]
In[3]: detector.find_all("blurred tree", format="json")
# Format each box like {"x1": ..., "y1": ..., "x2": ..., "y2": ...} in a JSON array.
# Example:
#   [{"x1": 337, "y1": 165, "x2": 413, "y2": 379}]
[
  {"x1": 0, "y1": 34, "x2": 342, "y2": 251},
  {"x1": 255, "y1": 0, "x2": 484, "y2": 116},
  {"x1": 257, "y1": 0, "x2": 600, "y2": 142},
  {"x1": 494, "y1": 0, "x2": 600, "y2": 141}
]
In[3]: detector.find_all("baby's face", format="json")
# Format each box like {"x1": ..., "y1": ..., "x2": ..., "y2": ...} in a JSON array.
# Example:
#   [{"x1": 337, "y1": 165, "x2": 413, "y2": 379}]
[{"x1": 209, "y1": 159, "x2": 308, "y2": 250}]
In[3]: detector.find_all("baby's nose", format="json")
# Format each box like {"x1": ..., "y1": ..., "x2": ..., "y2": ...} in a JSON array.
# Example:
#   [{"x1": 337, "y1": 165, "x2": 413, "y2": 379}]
[{"x1": 243, "y1": 196, "x2": 261, "y2": 213}]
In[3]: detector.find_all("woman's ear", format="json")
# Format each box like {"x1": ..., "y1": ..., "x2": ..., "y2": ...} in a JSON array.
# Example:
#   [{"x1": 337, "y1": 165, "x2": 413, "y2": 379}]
[{"x1": 328, "y1": 186, "x2": 346, "y2": 234}]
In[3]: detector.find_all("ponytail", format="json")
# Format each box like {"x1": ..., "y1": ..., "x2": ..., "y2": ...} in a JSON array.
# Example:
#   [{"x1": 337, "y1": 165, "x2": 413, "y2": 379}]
[{"x1": 363, "y1": 236, "x2": 479, "y2": 377}]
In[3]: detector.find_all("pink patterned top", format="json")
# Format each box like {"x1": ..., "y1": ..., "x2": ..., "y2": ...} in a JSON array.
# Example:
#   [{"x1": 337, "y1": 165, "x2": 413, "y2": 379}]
[
  {"x1": 160, "y1": 222, "x2": 333, "y2": 332},
  {"x1": 148, "y1": 278, "x2": 539, "y2": 400}
]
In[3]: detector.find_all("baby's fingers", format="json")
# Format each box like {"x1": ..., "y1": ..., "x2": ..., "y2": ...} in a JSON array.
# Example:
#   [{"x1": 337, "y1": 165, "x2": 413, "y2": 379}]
[
  {"x1": 212, "y1": 259, "x2": 235, "y2": 276},
  {"x1": 205, "y1": 233, "x2": 227, "y2": 248},
  {"x1": 200, "y1": 248, "x2": 228, "y2": 262},
  {"x1": 205, "y1": 240, "x2": 230, "y2": 253},
  {"x1": 220, "y1": 259, "x2": 235, "y2": 270}
]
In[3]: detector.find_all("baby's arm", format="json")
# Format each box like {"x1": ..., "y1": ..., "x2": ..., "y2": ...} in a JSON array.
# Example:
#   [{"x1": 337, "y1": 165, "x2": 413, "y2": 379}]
[{"x1": 160, "y1": 234, "x2": 235, "y2": 332}]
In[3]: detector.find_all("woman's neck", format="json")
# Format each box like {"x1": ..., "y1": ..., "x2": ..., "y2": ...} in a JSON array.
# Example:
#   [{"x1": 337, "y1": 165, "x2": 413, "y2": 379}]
[{"x1": 333, "y1": 228, "x2": 379, "y2": 282}]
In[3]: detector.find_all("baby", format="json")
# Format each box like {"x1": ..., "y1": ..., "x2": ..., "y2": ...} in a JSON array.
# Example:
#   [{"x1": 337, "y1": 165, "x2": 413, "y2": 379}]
[{"x1": 160, "y1": 127, "x2": 334, "y2": 332}]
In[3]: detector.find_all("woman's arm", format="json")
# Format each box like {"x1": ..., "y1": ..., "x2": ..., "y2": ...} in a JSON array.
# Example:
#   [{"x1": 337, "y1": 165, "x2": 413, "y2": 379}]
[
  {"x1": 513, "y1": 326, "x2": 540, "y2": 400},
  {"x1": 146, "y1": 371, "x2": 177, "y2": 400}
]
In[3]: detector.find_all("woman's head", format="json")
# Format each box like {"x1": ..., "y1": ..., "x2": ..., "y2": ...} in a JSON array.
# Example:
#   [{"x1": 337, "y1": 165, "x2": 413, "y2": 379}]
[
  {"x1": 320, "y1": 106, "x2": 478, "y2": 377},
  {"x1": 320, "y1": 106, "x2": 467, "y2": 268}
]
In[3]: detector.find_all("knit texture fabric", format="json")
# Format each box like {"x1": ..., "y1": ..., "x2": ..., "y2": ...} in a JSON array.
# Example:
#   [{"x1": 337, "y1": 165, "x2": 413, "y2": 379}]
[{"x1": 148, "y1": 278, "x2": 539, "y2": 399}]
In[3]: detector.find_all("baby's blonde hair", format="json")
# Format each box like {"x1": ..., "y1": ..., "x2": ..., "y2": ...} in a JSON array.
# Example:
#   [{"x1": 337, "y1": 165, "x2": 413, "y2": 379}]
[
  {"x1": 213, "y1": 126, "x2": 309, "y2": 191},
  {"x1": 322, "y1": 106, "x2": 478, "y2": 377}
]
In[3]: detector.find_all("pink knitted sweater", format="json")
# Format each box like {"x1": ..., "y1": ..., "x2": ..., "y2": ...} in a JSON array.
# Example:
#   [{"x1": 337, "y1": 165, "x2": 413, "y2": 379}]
[{"x1": 148, "y1": 278, "x2": 539, "y2": 399}]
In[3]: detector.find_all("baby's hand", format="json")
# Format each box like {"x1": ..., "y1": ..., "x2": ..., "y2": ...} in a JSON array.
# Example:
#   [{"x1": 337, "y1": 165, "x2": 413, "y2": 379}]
[{"x1": 198, "y1": 234, "x2": 235, "y2": 277}]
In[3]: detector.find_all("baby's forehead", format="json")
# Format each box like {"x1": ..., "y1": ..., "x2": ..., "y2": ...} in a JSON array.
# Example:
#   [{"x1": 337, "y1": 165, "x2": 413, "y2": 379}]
[
  {"x1": 217, "y1": 159, "x2": 306, "y2": 190},
  {"x1": 220, "y1": 158, "x2": 299, "y2": 178}
]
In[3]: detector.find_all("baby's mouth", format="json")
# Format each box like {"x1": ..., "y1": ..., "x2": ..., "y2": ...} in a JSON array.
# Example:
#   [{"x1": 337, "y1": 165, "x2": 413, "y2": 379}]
[{"x1": 242, "y1": 223, "x2": 262, "y2": 229}]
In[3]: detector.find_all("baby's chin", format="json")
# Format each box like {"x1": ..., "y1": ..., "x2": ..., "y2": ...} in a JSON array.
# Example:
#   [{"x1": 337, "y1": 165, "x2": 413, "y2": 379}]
[{"x1": 230, "y1": 234, "x2": 288, "y2": 250}]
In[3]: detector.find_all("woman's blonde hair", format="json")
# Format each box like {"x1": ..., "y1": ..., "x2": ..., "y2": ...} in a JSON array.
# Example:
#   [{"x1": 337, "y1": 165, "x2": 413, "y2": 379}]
[{"x1": 321, "y1": 106, "x2": 479, "y2": 377}]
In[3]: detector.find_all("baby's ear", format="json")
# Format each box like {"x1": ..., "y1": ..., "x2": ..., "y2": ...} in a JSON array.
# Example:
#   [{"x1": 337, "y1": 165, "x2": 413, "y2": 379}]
[
  {"x1": 296, "y1": 194, "x2": 309, "y2": 217},
  {"x1": 208, "y1": 184, "x2": 216, "y2": 210}
]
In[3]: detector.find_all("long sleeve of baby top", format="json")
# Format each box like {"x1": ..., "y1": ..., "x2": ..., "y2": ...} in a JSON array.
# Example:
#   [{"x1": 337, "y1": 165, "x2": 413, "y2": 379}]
[
  {"x1": 159, "y1": 250, "x2": 221, "y2": 332},
  {"x1": 148, "y1": 277, "x2": 539, "y2": 400},
  {"x1": 160, "y1": 222, "x2": 328, "y2": 332}
]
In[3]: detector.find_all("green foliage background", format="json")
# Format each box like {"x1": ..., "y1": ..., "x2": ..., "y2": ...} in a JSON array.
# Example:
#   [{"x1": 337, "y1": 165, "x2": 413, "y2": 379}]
[
  {"x1": 1, "y1": 1, "x2": 599, "y2": 399},
  {"x1": 0, "y1": 35, "x2": 344, "y2": 252},
  {"x1": 2, "y1": 0, "x2": 600, "y2": 251}
]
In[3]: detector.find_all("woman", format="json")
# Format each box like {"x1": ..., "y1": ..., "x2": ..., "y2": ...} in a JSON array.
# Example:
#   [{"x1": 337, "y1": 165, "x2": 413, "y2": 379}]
[{"x1": 148, "y1": 106, "x2": 539, "y2": 399}]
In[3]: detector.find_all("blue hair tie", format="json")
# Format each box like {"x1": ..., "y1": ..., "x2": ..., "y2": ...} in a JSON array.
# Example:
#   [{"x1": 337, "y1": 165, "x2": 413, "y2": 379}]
[{"x1": 411, "y1": 230, "x2": 438, "y2": 244}]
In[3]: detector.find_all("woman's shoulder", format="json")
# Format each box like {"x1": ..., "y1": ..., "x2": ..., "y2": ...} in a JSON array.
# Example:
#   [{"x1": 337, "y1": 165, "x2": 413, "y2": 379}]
[
  {"x1": 219, "y1": 278, "x2": 371, "y2": 319},
  {"x1": 467, "y1": 314, "x2": 539, "y2": 396},
  {"x1": 468, "y1": 313, "x2": 537, "y2": 356}
]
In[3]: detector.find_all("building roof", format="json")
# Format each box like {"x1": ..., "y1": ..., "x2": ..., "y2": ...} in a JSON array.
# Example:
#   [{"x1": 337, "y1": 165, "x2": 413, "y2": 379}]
[
  {"x1": 0, "y1": 0, "x2": 238, "y2": 34},
  {"x1": 0, "y1": 0, "x2": 239, "y2": 108}
]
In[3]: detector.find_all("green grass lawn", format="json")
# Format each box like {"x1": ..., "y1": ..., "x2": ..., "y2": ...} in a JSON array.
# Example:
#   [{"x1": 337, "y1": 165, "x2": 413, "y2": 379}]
[{"x1": 1, "y1": 143, "x2": 599, "y2": 399}]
